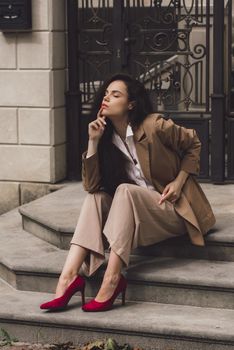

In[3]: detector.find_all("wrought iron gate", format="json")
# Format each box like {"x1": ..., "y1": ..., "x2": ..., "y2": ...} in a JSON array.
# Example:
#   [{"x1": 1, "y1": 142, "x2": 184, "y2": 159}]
[{"x1": 66, "y1": 0, "x2": 232, "y2": 183}]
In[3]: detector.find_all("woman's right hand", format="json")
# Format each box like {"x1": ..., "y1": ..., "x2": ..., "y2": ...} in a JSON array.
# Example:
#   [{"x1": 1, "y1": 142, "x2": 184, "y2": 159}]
[{"x1": 88, "y1": 108, "x2": 107, "y2": 141}]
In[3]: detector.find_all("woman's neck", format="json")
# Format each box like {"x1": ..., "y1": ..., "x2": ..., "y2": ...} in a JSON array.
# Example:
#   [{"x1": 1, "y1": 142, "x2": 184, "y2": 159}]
[{"x1": 111, "y1": 117, "x2": 128, "y2": 141}]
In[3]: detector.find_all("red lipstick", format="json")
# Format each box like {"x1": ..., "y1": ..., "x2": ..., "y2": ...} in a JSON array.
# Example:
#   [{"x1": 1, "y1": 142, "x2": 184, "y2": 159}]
[{"x1": 101, "y1": 103, "x2": 108, "y2": 108}]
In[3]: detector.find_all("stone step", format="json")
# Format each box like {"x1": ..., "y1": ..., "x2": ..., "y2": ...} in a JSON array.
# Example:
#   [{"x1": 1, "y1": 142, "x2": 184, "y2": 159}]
[
  {"x1": 0, "y1": 208, "x2": 66, "y2": 291},
  {"x1": 18, "y1": 183, "x2": 234, "y2": 262},
  {"x1": 1, "y1": 208, "x2": 234, "y2": 310},
  {"x1": 0, "y1": 278, "x2": 234, "y2": 350},
  {"x1": 18, "y1": 183, "x2": 85, "y2": 250}
]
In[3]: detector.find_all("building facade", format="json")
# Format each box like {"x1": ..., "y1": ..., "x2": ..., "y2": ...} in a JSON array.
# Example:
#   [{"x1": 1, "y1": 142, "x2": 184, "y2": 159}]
[
  {"x1": 0, "y1": 0, "x2": 67, "y2": 214},
  {"x1": 0, "y1": 0, "x2": 233, "y2": 215}
]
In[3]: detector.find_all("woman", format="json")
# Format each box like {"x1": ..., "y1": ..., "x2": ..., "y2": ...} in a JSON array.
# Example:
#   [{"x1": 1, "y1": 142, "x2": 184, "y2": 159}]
[{"x1": 40, "y1": 73, "x2": 216, "y2": 312}]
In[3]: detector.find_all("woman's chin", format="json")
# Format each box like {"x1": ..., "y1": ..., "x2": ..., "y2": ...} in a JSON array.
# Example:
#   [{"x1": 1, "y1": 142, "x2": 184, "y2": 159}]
[
  {"x1": 103, "y1": 113, "x2": 125, "y2": 121},
  {"x1": 103, "y1": 113, "x2": 112, "y2": 119}
]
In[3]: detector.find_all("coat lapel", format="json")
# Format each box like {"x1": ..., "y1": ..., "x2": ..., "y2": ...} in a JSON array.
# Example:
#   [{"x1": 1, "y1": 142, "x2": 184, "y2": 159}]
[
  {"x1": 133, "y1": 124, "x2": 152, "y2": 184},
  {"x1": 133, "y1": 123, "x2": 166, "y2": 194}
]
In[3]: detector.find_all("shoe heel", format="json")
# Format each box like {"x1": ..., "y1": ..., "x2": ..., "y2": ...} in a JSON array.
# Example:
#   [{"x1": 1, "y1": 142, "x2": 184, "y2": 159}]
[
  {"x1": 122, "y1": 288, "x2": 126, "y2": 305},
  {"x1": 81, "y1": 287, "x2": 85, "y2": 306}
]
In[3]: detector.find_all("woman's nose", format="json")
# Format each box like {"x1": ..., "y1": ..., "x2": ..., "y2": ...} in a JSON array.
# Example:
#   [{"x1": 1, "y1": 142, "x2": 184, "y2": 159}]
[{"x1": 103, "y1": 94, "x2": 110, "y2": 101}]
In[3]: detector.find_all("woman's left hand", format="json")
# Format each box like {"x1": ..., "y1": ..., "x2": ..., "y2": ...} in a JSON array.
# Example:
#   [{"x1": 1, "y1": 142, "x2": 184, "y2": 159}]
[
  {"x1": 158, "y1": 170, "x2": 189, "y2": 205},
  {"x1": 158, "y1": 180, "x2": 183, "y2": 205}
]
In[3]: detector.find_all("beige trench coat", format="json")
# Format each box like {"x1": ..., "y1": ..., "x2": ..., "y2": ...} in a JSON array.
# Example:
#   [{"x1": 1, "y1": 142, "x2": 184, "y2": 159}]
[{"x1": 81, "y1": 113, "x2": 216, "y2": 247}]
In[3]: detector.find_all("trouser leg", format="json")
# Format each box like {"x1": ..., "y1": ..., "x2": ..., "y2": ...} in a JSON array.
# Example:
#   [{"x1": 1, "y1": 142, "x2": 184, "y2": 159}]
[
  {"x1": 103, "y1": 183, "x2": 187, "y2": 268},
  {"x1": 70, "y1": 183, "x2": 187, "y2": 276},
  {"x1": 70, "y1": 191, "x2": 112, "y2": 276}
]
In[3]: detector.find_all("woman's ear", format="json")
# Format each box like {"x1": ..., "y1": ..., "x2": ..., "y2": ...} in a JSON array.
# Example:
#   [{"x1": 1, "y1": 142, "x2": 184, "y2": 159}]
[{"x1": 128, "y1": 101, "x2": 136, "y2": 110}]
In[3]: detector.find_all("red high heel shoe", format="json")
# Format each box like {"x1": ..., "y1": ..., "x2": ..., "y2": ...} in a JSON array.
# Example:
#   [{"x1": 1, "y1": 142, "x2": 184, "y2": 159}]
[
  {"x1": 82, "y1": 274, "x2": 127, "y2": 312},
  {"x1": 40, "y1": 275, "x2": 85, "y2": 310}
]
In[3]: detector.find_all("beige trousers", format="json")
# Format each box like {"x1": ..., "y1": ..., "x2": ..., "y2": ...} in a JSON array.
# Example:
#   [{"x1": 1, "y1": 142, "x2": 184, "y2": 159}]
[{"x1": 70, "y1": 183, "x2": 187, "y2": 277}]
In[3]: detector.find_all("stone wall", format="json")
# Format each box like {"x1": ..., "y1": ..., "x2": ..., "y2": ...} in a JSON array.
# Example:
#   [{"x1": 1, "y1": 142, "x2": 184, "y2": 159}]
[{"x1": 0, "y1": 0, "x2": 67, "y2": 214}]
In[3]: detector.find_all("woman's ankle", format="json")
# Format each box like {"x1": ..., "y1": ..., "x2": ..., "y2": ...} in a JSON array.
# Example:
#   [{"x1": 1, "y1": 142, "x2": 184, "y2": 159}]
[
  {"x1": 59, "y1": 273, "x2": 78, "y2": 285},
  {"x1": 55, "y1": 273, "x2": 78, "y2": 297},
  {"x1": 102, "y1": 272, "x2": 121, "y2": 286}
]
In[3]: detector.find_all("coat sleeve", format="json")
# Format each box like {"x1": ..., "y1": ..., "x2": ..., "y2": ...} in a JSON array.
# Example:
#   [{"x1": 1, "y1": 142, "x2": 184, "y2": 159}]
[
  {"x1": 154, "y1": 115, "x2": 202, "y2": 175},
  {"x1": 81, "y1": 150, "x2": 102, "y2": 193}
]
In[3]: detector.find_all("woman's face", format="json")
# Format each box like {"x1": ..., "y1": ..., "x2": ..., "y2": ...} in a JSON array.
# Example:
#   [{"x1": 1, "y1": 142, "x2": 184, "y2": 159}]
[{"x1": 101, "y1": 80, "x2": 133, "y2": 119}]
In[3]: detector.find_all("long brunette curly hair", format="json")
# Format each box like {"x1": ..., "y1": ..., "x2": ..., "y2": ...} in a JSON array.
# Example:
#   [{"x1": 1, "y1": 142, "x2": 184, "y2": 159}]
[{"x1": 90, "y1": 73, "x2": 153, "y2": 196}]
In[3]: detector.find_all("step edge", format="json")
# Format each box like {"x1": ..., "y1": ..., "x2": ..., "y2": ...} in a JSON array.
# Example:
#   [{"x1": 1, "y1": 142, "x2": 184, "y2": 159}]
[
  {"x1": 20, "y1": 211, "x2": 73, "y2": 234},
  {"x1": 19, "y1": 208, "x2": 234, "y2": 246},
  {"x1": 4, "y1": 262, "x2": 234, "y2": 292},
  {"x1": 0, "y1": 311, "x2": 234, "y2": 345}
]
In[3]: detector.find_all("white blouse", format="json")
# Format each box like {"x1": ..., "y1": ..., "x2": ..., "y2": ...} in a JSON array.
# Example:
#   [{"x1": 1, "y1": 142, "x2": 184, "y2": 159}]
[
  {"x1": 112, "y1": 124, "x2": 155, "y2": 191},
  {"x1": 85, "y1": 124, "x2": 155, "y2": 191}
]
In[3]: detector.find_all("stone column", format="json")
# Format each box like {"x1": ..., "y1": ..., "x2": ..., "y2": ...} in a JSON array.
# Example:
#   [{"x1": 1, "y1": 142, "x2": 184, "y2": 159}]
[{"x1": 0, "y1": 0, "x2": 67, "y2": 214}]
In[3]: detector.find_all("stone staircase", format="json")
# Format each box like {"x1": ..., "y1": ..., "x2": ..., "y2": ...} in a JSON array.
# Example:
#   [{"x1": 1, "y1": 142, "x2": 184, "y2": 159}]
[{"x1": 0, "y1": 182, "x2": 234, "y2": 349}]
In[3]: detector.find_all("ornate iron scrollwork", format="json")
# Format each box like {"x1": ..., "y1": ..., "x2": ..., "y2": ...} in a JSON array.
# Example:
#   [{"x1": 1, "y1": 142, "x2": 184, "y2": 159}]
[{"x1": 78, "y1": 0, "x2": 210, "y2": 113}]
